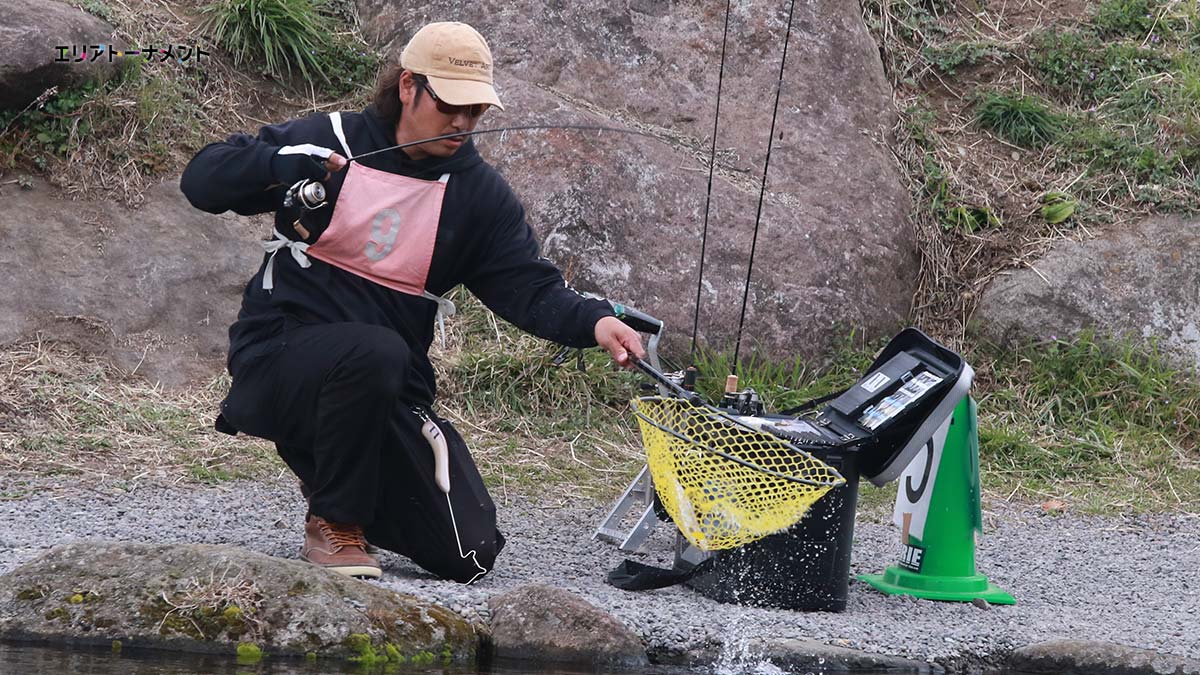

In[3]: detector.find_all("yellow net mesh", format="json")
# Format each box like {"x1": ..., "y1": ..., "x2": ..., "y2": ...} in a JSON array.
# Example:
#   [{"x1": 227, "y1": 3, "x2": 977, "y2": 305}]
[{"x1": 632, "y1": 396, "x2": 845, "y2": 551}]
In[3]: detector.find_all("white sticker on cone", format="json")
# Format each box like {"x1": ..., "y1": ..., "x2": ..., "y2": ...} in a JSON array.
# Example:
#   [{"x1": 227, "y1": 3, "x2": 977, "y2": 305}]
[{"x1": 892, "y1": 415, "x2": 953, "y2": 541}]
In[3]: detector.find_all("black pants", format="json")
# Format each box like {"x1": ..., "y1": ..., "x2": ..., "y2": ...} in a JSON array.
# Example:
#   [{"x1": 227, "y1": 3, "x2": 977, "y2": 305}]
[{"x1": 220, "y1": 321, "x2": 504, "y2": 583}]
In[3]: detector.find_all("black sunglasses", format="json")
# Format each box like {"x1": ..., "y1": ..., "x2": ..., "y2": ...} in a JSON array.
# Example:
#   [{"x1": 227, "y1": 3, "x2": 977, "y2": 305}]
[{"x1": 417, "y1": 78, "x2": 488, "y2": 118}]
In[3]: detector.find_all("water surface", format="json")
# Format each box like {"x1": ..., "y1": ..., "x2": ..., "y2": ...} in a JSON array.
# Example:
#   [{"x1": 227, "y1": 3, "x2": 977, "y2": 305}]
[{"x1": 0, "y1": 642, "x2": 1037, "y2": 674}]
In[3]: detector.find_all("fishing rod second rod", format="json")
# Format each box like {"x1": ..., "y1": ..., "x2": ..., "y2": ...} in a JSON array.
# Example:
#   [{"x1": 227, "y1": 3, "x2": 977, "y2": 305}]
[{"x1": 281, "y1": 123, "x2": 665, "y2": 210}]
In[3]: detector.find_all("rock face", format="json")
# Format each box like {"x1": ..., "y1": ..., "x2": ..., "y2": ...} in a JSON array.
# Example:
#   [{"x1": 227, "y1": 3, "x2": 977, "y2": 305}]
[
  {"x1": 0, "y1": 542, "x2": 481, "y2": 662},
  {"x1": 357, "y1": 0, "x2": 915, "y2": 360},
  {"x1": 1008, "y1": 640, "x2": 1200, "y2": 675},
  {"x1": 0, "y1": 0, "x2": 122, "y2": 109},
  {"x1": 487, "y1": 584, "x2": 648, "y2": 669},
  {"x1": 975, "y1": 216, "x2": 1200, "y2": 367},
  {"x1": 0, "y1": 178, "x2": 262, "y2": 387}
]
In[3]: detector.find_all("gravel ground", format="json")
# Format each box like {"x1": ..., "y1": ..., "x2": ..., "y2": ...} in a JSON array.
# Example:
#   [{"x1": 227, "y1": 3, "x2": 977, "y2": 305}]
[{"x1": 1, "y1": 474, "x2": 1197, "y2": 670}]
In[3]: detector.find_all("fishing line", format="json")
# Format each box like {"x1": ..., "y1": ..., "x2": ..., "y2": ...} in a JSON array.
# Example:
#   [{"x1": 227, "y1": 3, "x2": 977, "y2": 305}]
[
  {"x1": 343, "y1": 124, "x2": 662, "y2": 164},
  {"x1": 690, "y1": 0, "x2": 734, "y2": 360},
  {"x1": 415, "y1": 407, "x2": 489, "y2": 585},
  {"x1": 445, "y1": 492, "x2": 488, "y2": 585},
  {"x1": 732, "y1": 0, "x2": 800, "y2": 371}
]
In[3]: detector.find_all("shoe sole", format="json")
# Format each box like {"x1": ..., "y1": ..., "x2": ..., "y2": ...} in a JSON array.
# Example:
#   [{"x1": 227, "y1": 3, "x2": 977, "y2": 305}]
[{"x1": 301, "y1": 555, "x2": 382, "y2": 580}]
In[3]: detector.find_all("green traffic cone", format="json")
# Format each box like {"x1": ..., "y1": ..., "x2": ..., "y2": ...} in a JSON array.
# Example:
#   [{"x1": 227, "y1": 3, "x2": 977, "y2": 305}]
[{"x1": 859, "y1": 397, "x2": 1015, "y2": 604}]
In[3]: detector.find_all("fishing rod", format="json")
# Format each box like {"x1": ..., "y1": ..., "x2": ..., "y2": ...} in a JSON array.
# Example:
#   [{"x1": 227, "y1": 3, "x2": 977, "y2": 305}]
[
  {"x1": 344, "y1": 123, "x2": 662, "y2": 163},
  {"x1": 679, "y1": 0, "x2": 799, "y2": 410},
  {"x1": 284, "y1": 123, "x2": 666, "y2": 210}
]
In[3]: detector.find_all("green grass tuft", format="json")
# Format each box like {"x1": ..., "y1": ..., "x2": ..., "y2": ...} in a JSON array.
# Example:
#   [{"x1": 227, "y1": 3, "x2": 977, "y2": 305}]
[
  {"x1": 198, "y1": 0, "x2": 381, "y2": 93},
  {"x1": 976, "y1": 332, "x2": 1200, "y2": 512},
  {"x1": 199, "y1": 0, "x2": 331, "y2": 81},
  {"x1": 974, "y1": 92, "x2": 1061, "y2": 148},
  {"x1": 922, "y1": 40, "x2": 1007, "y2": 74},
  {"x1": 1093, "y1": 0, "x2": 1159, "y2": 37}
]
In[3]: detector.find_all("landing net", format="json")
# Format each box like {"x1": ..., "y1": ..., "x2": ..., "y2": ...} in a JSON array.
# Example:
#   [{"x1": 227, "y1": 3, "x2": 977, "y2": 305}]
[{"x1": 632, "y1": 396, "x2": 845, "y2": 551}]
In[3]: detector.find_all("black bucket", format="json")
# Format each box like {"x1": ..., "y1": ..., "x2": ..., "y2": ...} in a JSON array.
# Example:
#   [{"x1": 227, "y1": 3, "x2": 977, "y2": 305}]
[{"x1": 675, "y1": 445, "x2": 861, "y2": 612}]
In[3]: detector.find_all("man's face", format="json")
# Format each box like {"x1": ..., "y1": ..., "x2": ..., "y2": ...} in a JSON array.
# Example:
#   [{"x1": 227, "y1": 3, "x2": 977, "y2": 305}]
[{"x1": 396, "y1": 71, "x2": 488, "y2": 160}]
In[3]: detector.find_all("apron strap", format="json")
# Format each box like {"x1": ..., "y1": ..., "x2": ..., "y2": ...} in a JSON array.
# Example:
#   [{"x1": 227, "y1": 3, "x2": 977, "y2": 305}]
[
  {"x1": 261, "y1": 230, "x2": 311, "y2": 291},
  {"x1": 329, "y1": 112, "x2": 353, "y2": 157},
  {"x1": 425, "y1": 175, "x2": 453, "y2": 343},
  {"x1": 422, "y1": 291, "x2": 456, "y2": 347}
]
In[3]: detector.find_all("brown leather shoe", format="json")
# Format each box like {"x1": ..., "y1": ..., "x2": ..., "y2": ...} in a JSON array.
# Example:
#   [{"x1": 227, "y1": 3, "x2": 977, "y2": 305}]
[
  {"x1": 301, "y1": 515, "x2": 381, "y2": 579},
  {"x1": 299, "y1": 483, "x2": 380, "y2": 555}
]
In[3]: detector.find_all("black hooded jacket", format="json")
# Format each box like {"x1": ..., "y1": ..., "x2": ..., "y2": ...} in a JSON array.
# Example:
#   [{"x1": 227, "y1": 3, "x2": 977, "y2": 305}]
[{"x1": 180, "y1": 106, "x2": 612, "y2": 405}]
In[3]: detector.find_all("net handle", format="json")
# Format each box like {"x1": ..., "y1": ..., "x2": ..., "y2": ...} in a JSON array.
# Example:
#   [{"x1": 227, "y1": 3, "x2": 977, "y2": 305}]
[
  {"x1": 632, "y1": 403, "x2": 845, "y2": 488},
  {"x1": 631, "y1": 356, "x2": 703, "y2": 403}
]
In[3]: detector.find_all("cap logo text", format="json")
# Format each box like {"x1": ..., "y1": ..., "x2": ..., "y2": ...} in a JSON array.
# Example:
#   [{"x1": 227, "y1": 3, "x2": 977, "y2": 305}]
[{"x1": 446, "y1": 57, "x2": 490, "y2": 71}]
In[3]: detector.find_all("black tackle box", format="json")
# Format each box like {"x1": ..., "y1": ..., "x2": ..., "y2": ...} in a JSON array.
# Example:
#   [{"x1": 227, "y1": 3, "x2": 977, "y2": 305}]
[{"x1": 674, "y1": 328, "x2": 974, "y2": 611}]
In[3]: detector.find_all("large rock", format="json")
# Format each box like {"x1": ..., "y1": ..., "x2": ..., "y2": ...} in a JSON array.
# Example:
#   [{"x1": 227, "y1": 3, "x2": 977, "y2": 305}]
[
  {"x1": 487, "y1": 584, "x2": 648, "y2": 669},
  {"x1": 1008, "y1": 640, "x2": 1200, "y2": 675},
  {"x1": 0, "y1": 542, "x2": 482, "y2": 662},
  {"x1": 974, "y1": 216, "x2": 1200, "y2": 367},
  {"x1": 0, "y1": 0, "x2": 121, "y2": 110},
  {"x1": 357, "y1": 0, "x2": 915, "y2": 361},
  {"x1": 0, "y1": 178, "x2": 261, "y2": 387}
]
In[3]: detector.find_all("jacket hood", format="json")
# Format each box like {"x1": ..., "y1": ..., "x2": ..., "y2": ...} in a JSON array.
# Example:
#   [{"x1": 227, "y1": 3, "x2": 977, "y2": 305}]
[{"x1": 363, "y1": 105, "x2": 484, "y2": 179}]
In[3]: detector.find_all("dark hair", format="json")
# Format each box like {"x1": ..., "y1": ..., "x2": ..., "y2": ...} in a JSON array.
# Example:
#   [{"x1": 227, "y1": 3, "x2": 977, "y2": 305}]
[{"x1": 372, "y1": 62, "x2": 422, "y2": 127}]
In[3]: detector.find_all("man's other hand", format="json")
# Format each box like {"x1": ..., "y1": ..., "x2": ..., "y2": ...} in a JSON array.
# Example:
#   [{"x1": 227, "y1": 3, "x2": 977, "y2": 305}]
[
  {"x1": 271, "y1": 145, "x2": 348, "y2": 184},
  {"x1": 594, "y1": 316, "x2": 646, "y2": 369}
]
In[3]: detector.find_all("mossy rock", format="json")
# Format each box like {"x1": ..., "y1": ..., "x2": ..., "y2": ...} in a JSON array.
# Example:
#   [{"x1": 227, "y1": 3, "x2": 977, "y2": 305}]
[{"x1": 0, "y1": 542, "x2": 482, "y2": 662}]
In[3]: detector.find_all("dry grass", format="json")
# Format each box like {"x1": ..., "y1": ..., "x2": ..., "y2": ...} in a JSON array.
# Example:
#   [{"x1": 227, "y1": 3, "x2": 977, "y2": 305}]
[
  {"x1": 862, "y1": 0, "x2": 1199, "y2": 345},
  {"x1": 0, "y1": 337, "x2": 279, "y2": 484},
  {"x1": 0, "y1": 299, "x2": 648, "y2": 503},
  {"x1": 1, "y1": 0, "x2": 377, "y2": 206},
  {"x1": 158, "y1": 564, "x2": 266, "y2": 640},
  {"x1": 428, "y1": 290, "x2": 646, "y2": 506}
]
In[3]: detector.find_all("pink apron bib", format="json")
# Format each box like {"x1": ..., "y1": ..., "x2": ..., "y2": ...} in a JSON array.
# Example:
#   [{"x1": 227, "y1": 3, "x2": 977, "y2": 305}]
[
  {"x1": 309, "y1": 112, "x2": 448, "y2": 297},
  {"x1": 262, "y1": 112, "x2": 456, "y2": 322},
  {"x1": 305, "y1": 161, "x2": 446, "y2": 294}
]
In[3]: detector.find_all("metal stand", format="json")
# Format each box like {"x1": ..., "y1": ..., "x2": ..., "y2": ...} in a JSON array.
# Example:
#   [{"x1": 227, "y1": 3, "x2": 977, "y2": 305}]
[
  {"x1": 589, "y1": 298, "x2": 670, "y2": 552},
  {"x1": 592, "y1": 465, "x2": 660, "y2": 552}
]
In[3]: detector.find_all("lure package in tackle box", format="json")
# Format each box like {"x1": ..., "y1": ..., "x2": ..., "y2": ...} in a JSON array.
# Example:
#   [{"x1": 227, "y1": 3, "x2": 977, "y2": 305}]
[{"x1": 746, "y1": 327, "x2": 973, "y2": 487}]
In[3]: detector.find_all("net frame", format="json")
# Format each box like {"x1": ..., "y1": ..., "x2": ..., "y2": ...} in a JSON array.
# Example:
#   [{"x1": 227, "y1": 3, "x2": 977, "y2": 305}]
[{"x1": 631, "y1": 395, "x2": 847, "y2": 551}]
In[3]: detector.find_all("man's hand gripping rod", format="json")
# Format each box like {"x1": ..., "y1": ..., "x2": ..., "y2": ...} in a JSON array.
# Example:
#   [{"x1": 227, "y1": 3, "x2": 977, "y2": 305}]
[{"x1": 594, "y1": 298, "x2": 702, "y2": 403}]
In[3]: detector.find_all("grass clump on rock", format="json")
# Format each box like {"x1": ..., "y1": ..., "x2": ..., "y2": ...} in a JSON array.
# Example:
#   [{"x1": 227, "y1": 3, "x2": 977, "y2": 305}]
[
  {"x1": 235, "y1": 642, "x2": 263, "y2": 664},
  {"x1": 199, "y1": 0, "x2": 329, "y2": 80},
  {"x1": 974, "y1": 92, "x2": 1060, "y2": 148},
  {"x1": 344, "y1": 633, "x2": 413, "y2": 667},
  {"x1": 198, "y1": 0, "x2": 380, "y2": 93}
]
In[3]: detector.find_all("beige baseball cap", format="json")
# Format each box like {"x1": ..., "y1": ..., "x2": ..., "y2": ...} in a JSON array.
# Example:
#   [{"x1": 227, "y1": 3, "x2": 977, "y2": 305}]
[{"x1": 401, "y1": 22, "x2": 504, "y2": 110}]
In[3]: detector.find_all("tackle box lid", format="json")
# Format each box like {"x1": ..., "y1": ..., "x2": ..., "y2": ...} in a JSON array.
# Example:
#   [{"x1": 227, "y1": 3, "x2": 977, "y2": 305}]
[{"x1": 754, "y1": 328, "x2": 972, "y2": 487}]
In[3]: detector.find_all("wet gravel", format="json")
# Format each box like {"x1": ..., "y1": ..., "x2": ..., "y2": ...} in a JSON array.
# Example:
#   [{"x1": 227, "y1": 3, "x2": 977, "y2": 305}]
[{"x1": 1, "y1": 474, "x2": 1197, "y2": 668}]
